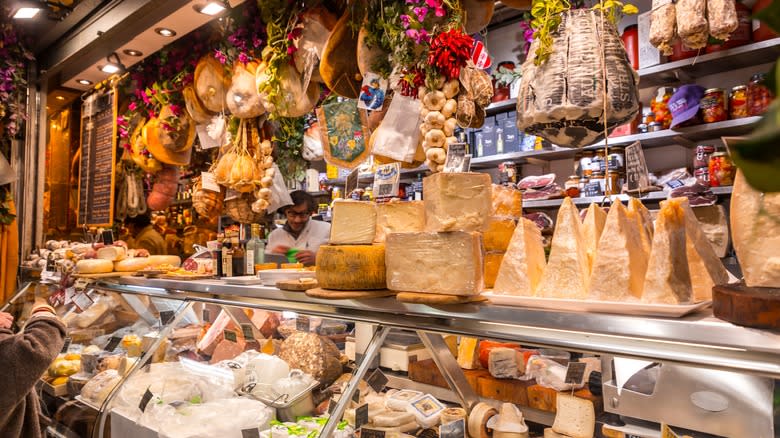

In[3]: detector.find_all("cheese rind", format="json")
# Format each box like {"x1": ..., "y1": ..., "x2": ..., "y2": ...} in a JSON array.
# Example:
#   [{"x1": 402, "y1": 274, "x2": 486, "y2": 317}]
[
  {"x1": 316, "y1": 244, "x2": 386, "y2": 290},
  {"x1": 494, "y1": 218, "x2": 546, "y2": 296},
  {"x1": 484, "y1": 252, "x2": 505, "y2": 289},
  {"x1": 641, "y1": 199, "x2": 693, "y2": 304},
  {"x1": 385, "y1": 231, "x2": 483, "y2": 295},
  {"x1": 330, "y1": 199, "x2": 377, "y2": 244},
  {"x1": 581, "y1": 203, "x2": 607, "y2": 274},
  {"x1": 75, "y1": 259, "x2": 114, "y2": 274},
  {"x1": 588, "y1": 202, "x2": 648, "y2": 301},
  {"x1": 537, "y1": 198, "x2": 590, "y2": 299},
  {"x1": 488, "y1": 348, "x2": 522, "y2": 379},
  {"x1": 374, "y1": 201, "x2": 426, "y2": 243},
  {"x1": 424, "y1": 172, "x2": 492, "y2": 232},
  {"x1": 693, "y1": 205, "x2": 729, "y2": 257},
  {"x1": 552, "y1": 394, "x2": 595, "y2": 438},
  {"x1": 457, "y1": 337, "x2": 480, "y2": 370},
  {"x1": 483, "y1": 216, "x2": 517, "y2": 252},
  {"x1": 628, "y1": 198, "x2": 654, "y2": 259},
  {"x1": 544, "y1": 428, "x2": 568, "y2": 438},
  {"x1": 492, "y1": 184, "x2": 523, "y2": 218}
]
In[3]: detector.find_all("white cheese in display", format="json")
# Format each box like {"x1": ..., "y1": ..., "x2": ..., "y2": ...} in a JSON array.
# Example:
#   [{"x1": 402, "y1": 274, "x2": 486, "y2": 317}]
[
  {"x1": 536, "y1": 198, "x2": 590, "y2": 299},
  {"x1": 423, "y1": 172, "x2": 492, "y2": 232},
  {"x1": 642, "y1": 198, "x2": 693, "y2": 304},
  {"x1": 330, "y1": 199, "x2": 377, "y2": 244},
  {"x1": 385, "y1": 231, "x2": 484, "y2": 295},
  {"x1": 552, "y1": 394, "x2": 595, "y2": 438},
  {"x1": 493, "y1": 218, "x2": 546, "y2": 296},
  {"x1": 581, "y1": 203, "x2": 606, "y2": 274},
  {"x1": 374, "y1": 201, "x2": 425, "y2": 243},
  {"x1": 488, "y1": 348, "x2": 523, "y2": 379}
]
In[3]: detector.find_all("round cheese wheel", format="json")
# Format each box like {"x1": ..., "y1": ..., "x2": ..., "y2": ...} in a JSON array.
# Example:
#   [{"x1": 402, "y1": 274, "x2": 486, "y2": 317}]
[
  {"x1": 316, "y1": 244, "x2": 386, "y2": 290},
  {"x1": 96, "y1": 246, "x2": 127, "y2": 261},
  {"x1": 147, "y1": 255, "x2": 182, "y2": 268},
  {"x1": 468, "y1": 402, "x2": 498, "y2": 438},
  {"x1": 76, "y1": 259, "x2": 114, "y2": 274},
  {"x1": 113, "y1": 257, "x2": 151, "y2": 272}
]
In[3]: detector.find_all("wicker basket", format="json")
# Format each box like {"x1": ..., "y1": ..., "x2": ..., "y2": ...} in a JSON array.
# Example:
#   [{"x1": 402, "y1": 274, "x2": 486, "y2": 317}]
[
  {"x1": 192, "y1": 178, "x2": 224, "y2": 218},
  {"x1": 225, "y1": 192, "x2": 264, "y2": 224}
]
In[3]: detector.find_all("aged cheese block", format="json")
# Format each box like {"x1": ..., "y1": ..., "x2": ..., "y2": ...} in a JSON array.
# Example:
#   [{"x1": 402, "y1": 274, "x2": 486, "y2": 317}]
[
  {"x1": 642, "y1": 199, "x2": 693, "y2": 304},
  {"x1": 627, "y1": 198, "x2": 654, "y2": 259},
  {"x1": 488, "y1": 348, "x2": 523, "y2": 379},
  {"x1": 484, "y1": 216, "x2": 517, "y2": 251},
  {"x1": 316, "y1": 244, "x2": 386, "y2": 290},
  {"x1": 527, "y1": 384, "x2": 557, "y2": 412},
  {"x1": 330, "y1": 200, "x2": 377, "y2": 244},
  {"x1": 494, "y1": 218, "x2": 547, "y2": 296},
  {"x1": 692, "y1": 205, "x2": 729, "y2": 257},
  {"x1": 670, "y1": 198, "x2": 730, "y2": 301},
  {"x1": 485, "y1": 252, "x2": 505, "y2": 288},
  {"x1": 478, "y1": 340, "x2": 521, "y2": 368},
  {"x1": 544, "y1": 428, "x2": 568, "y2": 437},
  {"x1": 279, "y1": 332, "x2": 343, "y2": 387},
  {"x1": 372, "y1": 411, "x2": 417, "y2": 427},
  {"x1": 581, "y1": 203, "x2": 607, "y2": 273},
  {"x1": 458, "y1": 337, "x2": 480, "y2": 369},
  {"x1": 409, "y1": 359, "x2": 448, "y2": 388},
  {"x1": 96, "y1": 246, "x2": 126, "y2": 261},
  {"x1": 248, "y1": 309, "x2": 280, "y2": 339},
  {"x1": 537, "y1": 198, "x2": 590, "y2": 299},
  {"x1": 588, "y1": 202, "x2": 648, "y2": 301},
  {"x1": 424, "y1": 172, "x2": 492, "y2": 232},
  {"x1": 75, "y1": 259, "x2": 114, "y2": 274},
  {"x1": 713, "y1": 283, "x2": 780, "y2": 329},
  {"x1": 477, "y1": 376, "x2": 532, "y2": 405},
  {"x1": 147, "y1": 255, "x2": 182, "y2": 267},
  {"x1": 492, "y1": 184, "x2": 523, "y2": 218},
  {"x1": 385, "y1": 232, "x2": 483, "y2": 295},
  {"x1": 731, "y1": 171, "x2": 780, "y2": 288},
  {"x1": 552, "y1": 393, "x2": 596, "y2": 438},
  {"x1": 374, "y1": 201, "x2": 425, "y2": 243},
  {"x1": 113, "y1": 257, "x2": 151, "y2": 272}
]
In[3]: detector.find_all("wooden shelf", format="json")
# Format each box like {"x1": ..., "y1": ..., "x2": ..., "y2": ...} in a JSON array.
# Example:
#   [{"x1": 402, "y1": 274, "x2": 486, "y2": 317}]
[{"x1": 323, "y1": 165, "x2": 429, "y2": 185}]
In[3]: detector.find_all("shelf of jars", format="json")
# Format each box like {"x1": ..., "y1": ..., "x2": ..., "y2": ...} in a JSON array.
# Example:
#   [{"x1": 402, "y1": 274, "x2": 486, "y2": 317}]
[{"x1": 522, "y1": 185, "x2": 733, "y2": 209}]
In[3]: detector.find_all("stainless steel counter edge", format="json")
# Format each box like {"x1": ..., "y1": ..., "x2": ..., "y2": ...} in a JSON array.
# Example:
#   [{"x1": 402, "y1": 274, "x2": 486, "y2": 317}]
[{"x1": 98, "y1": 277, "x2": 780, "y2": 378}]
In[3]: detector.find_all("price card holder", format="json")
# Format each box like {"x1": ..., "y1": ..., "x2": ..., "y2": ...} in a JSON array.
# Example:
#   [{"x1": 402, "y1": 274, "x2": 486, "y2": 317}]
[
  {"x1": 361, "y1": 428, "x2": 386, "y2": 438},
  {"x1": 60, "y1": 337, "x2": 72, "y2": 354},
  {"x1": 440, "y1": 418, "x2": 466, "y2": 438},
  {"x1": 224, "y1": 329, "x2": 238, "y2": 343},
  {"x1": 240, "y1": 323, "x2": 255, "y2": 341},
  {"x1": 159, "y1": 310, "x2": 175, "y2": 326},
  {"x1": 139, "y1": 387, "x2": 154, "y2": 412},
  {"x1": 201, "y1": 172, "x2": 221, "y2": 192},
  {"x1": 355, "y1": 403, "x2": 369, "y2": 429},
  {"x1": 241, "y1": 428, "x2": 260, "y2": 438},
  {"x1": 345, "y1": 168, "x2": 359, "y2": 198},
  {"x1": 202, "y1": 308, "x2": 210, "y2": 323},
  {"x1": 443, "y1": 143, "x2": 470, "y2": 173},
  {"x1": 352, "y1": 389, "x2": 361, "y2": 404},
  {"x1": 564, "y1": 361, "x2": 587, "y2": 385},
  {"x1": 625, "y1": 141, "x2": 651, "y2": 192},
  {"x1": 105, "y1": 336, "x2": 122, "y2": 353},
  {"x1": 372, "y1": 163, "x2": 400, "y2": 199},
  {"x1": 366, "y1": 369, "x2": 389, "y2": 393},
  {"x1": 296, "y1": 315, "x2": 310, "y2": 332},
  {"x1": 72, "y1": 291, "x2": 94, "y2": 313},
  {"x1": 102, "y1": 230, "x2": 114, "y2": 245}
]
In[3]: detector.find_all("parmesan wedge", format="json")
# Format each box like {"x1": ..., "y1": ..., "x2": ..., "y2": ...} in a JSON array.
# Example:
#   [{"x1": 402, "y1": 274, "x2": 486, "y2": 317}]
[
  {"x1": 581, "y1": 203, "x2": 607, "y2": 274},
  {"x1": 493, "y1": 218, "x2": 546, "y2": 296},
  {"x1": 627, "y1": 198, "x2": 654, "y2": 259},
  {"x1": 537, "y1": 198, "x2": 590, "y2": 299},
  {"x1": 641, "y1": 199, "x2": 693, "y2": 304}
]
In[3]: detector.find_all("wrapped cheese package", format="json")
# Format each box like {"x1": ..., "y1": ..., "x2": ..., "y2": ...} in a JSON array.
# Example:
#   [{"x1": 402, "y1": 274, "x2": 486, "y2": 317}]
[
  {"x1": 374, "y1": 201, "x2": 425, "y2": 243},
  {"x1": 492, "y1": 184, "x2": 523, "y2": 218},
  {"x1": 385, "y1": 231, "x2": 484, "y2": 295},
  {"x1": 588, "y1": 202, "x2": 649, "y2": 302},
  {"x1": 581, "y1": 203, "x2": 606, "y2": 274},
  {"x1": 642, "y1": 198, "x2": 693, "y2": 304},
  {"x1": 424, "y1": 172, "x2": 492, "y2": 232},
  {"x1": 536, "y1": 198, "x2": 590, "y2": 299},
  {"x1": 330, "y1": 199, "x2": 377, "y2": 244},
  {"x1": 494, "y1": 218, "x2": 546, "y2": 296}
]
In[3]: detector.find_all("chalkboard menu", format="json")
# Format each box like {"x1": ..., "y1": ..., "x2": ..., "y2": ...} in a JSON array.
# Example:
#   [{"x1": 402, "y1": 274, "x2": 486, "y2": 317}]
[{"x1": 77, "y1": 88, "x2": 117, "y2": 227}]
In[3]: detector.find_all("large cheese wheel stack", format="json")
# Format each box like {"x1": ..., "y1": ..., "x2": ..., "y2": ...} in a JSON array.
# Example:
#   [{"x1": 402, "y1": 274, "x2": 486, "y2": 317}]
[{"x1": 385, "y1": 172, "x2": 492, "y2": 296}]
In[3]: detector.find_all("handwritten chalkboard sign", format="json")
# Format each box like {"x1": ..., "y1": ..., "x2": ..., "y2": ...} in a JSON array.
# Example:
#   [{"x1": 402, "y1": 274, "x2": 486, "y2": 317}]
[{"x1": 77, "y1": 88, "x2": 117, "y2": 227}]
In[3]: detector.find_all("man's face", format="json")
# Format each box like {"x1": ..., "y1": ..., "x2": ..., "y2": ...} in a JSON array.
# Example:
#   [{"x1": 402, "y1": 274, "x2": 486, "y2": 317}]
[{"x1": 285, "y1": 204, "x2": 311, "y2": 232}]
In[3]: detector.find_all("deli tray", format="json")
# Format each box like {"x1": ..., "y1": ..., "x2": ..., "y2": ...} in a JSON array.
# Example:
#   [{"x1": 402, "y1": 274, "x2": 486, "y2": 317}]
[{"x1": 482, "y1": 292, "x2": 711, "y2": 317}]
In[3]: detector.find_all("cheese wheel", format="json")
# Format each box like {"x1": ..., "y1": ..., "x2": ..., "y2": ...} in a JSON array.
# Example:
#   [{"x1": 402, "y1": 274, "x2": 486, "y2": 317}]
[
  {"x1": 96, "y1": 246, "x2": 127, "y2": 261},
  {"x1": 468, "y1": 402, "x2": 498, "y2": 438},
  {"x1": 75, "y1": 259, "x2": 114, "y2": 274},
  {"x1": 316, "y1": 244, "x2": 386, "y2": 290},
  {"x1": 113, "y1": 257, "x2": 151, "y2": 272},
  {"x1": 147, "y1": 255, "x2": 182, "y2": 267}
]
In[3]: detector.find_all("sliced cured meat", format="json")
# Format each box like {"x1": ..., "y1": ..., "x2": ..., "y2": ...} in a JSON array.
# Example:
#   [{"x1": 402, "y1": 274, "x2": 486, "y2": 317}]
[
  {"x1": 669, "y1": 183, "x2": 718, "y2": 207},
  {"x1": 523, "y1": 212, "x2": 555, "y2": 232},
  {"x1": 517, "y1": 173, "x2": 557, "y2": 190},
  {"x1": 523, "y1": 184, "x2": 564, "y2": 200}
]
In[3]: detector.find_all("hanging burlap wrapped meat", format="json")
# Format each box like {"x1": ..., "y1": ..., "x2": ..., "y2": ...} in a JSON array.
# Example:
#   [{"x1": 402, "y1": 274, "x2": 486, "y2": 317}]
[{"x1": 516, "y1": 9, "x2": 640, "y2": 148}]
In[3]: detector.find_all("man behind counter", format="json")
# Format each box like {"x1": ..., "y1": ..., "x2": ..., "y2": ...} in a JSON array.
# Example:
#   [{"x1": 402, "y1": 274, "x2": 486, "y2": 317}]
[{"x1": 267, "y1": 191, "x2": 330, "y2": 266}]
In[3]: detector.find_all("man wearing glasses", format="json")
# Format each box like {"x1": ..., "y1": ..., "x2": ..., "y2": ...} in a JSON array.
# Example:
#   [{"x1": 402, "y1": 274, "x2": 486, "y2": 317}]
[{"x1": 267, "y1": 191, "x2": 331, "y2": 266}]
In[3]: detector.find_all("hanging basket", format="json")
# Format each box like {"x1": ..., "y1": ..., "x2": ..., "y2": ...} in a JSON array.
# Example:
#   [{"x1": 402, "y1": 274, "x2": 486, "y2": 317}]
[
  {"x1": 516, "y1": 9, "x2": 640, "y2": 148},
  {"x1": 225, "y1": 192, "x2": 264, "y2": 224},
  {"x1": 192, "y1": 177, "x2": 224, "y2": 218}
]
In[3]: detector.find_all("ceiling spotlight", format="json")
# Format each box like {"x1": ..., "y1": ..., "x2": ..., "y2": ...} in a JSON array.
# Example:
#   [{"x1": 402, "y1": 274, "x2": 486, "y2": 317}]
[
  {"x1": 55, "y1": 95, "x2": 65, "y2": 101},
  {"x1": 155, "y1": 27, "x2": 176, "y2": 37},
  {"x1": 196, "y1": 1, "x2": 228, "y2": 16},
  {"x1": 123, "y1": 49, "x2": 143, "y2": 57},
  {"x1": 11, "y1": 0, "x2": 74, "y2": 20},
  {"x1": 99, "y1": 52, "x2": 126, "y2": 75},
  {"x1": 76, "y1": 79, "x2": 93, "y2": 85},
  {"x1": 13, "y1": 7, "x2": 41, "y2": 19}
]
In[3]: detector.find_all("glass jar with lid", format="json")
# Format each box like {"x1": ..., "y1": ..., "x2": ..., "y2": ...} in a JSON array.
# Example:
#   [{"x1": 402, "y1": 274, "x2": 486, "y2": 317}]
[{"x1": 748, "y1": 73, "x2": 774, "y2": 116}]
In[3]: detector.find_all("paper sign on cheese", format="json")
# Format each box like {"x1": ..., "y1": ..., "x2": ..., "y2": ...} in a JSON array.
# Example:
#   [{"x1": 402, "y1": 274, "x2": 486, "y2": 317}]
[
  {"x1": 581, "y1": 203, "x2": 606, "y2": 274},
  {"x1": 588, "y1": 202, "x2": 648, "y2": 302},
  {"x1": 493, "y1": 218, "x2": 546, "y2": 296},
  {"x1": 537, "y1": 198, "x2": 590, "y2": 299},
  {"x1": 424, "y1": 172, "x2": 492, "y2": 232},
  {"x1": 641, "y1": 199, "x2": 693, "y2": 304},
  {"x1": 374, "y1": 201, "x2": 425, "y2": 243},
  {"x1": 330, "y1": 200, "x2": 377, "y2": 244}
]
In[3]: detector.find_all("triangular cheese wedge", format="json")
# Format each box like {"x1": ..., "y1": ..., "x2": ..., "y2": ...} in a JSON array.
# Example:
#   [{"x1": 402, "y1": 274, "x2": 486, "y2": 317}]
[
  {"x1": 493, "y1": 218, "x2": 546, "y2": 296},
  {"x1": 641, "y1": 198, "x2": 692, "y2": 304},
  {"x1": 664, "y1": 197, "x2": 730, "y2": 301},
  {"x1": 588, "y1": 202, "x2": 648, "y2": 302},
  {"x1": 537, "y1": 198, "x2": 590, "y2": 299},
  {"x1": 628, "y1": 198, "x2": 654, "y2": 259},
  {"x1": 581, "y1": 203, "x2": 607, "y2": 274}
]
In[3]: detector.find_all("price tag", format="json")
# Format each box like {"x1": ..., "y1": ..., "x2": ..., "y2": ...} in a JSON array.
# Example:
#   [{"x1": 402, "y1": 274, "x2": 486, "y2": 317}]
[
  {"x1": 101, "y1": 230, "x2": 114, "y2": 245},
  {"x1": 60, "y1": 337, "x2": 72, "y2": 354},
  {"x1": 225, "y1": 189, "x2": 240, "y2": 201},
  {"x1": 72, "y1": 291, "x2": 94, "y2": 312},
  {"x1": 345, "y1": 168, "x2": 359, "y2": 198},
  {"x1": 372, "y1": 163, "x2": 401, "y2": 199},
  {"x1": 366, "y1": 369, "x2": 389, "y2": 393},
  {"x1": 196, "y1": 125, "x2": 221, "y2": 150},
  {"x1": 202, "y1": 308, "x2": 210, "y2": 323},
  {"x1": 440, "y1": 418, "x2": 466, "y2": 438},
  {"x1": 327, "y1": 397, "x2": 339, "y2": 415},
  {"x1": 443, "y1": 143, "x2": 470, "y2": 173},
  {"x1": 355, "y1": 403, "x2": 369, "y2": 429},
  {"x1": 139, "y1": 387, "x2": 154, "y2": 412},
  {"x1": 46, "y1": 256, "x2": 56, "y2": 273},
  {"x1": 564, "y1": 361, "x2": 588, "y2": 385},
  {"x1": 352, "y1": 389, "x2": 361, "y2": 404},
  {"x1": 159, "y1": 310, "x2": 175, "y2": 326},
  {"x1": 625, "y1": 141, "x2": 651, "y2": 191},
  {"x1": 361, "y1": 428, "x2": 386, "y2": 438},
  {"x1": 224, "y1": 329, "x2": 238, "y2": 343},
  {"x1": 240, "y1": 323, "x2": 255, "y2": 341},
  {"x1": 296, "y1": 315, "x2": 310, "y2": 332},
  {"x1": 201, "y1": 172, "x2": 221, "y2": 192},
  {"x1": 241, "y1": 428, "x2": 260, "y2": 438},
  {"x1": 105, "y1": 336, "x2": 122, "y2": 352}
]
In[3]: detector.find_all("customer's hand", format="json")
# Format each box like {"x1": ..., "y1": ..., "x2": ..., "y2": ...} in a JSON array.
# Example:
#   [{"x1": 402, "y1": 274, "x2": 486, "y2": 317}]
[
  {"x1": 0, "y1": 312, "x2": 14, "y2": 329},
  {"x1": 294, "y1": 250, "x2": 317, "y2": 266}
]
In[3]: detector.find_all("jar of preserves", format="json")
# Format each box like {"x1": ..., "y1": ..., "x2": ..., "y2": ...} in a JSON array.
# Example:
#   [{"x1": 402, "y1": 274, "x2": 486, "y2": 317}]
[
  {"x1": 331, "y1": 186, "x2": 341, "y2": 201},
  {"x1": 565, "y1": 175, "x2": 581, "y2": 197},
  {"x1": 578, "y1": 177, "x2": 589, "y2": 197},
  {"x1": 644, "y1": 111, "x2": 655, "y2": 126},
  {"x1": 709, "y1": 152, "x2": 736, "y2": 186},
  {"x1": 694, "y1": 168, "x2": 710, "y2": 187},
  {"x1": 593, "y1": 149, "x2": 607, "y2": 173},
  {"x1": 590, "y1": 171, "x2": 606, "y2": 196},
  {"x1": 607, "y1": 146, "x2": 625, "y2": 172},
  {"x1": 580, "y1": 151, "x2": 594, "y2": 177},
  {"x1": 748, "y1": 73, "x2": 774, "y2": 116},
  {"x1": 694, "y1": 144, "x2": 715, "y2": 169},
  {"x1": 652, "y1": 87, "x2": 676, "y2": 129},
  {"x1": 606, "y1": 170, "x2": 623, "y2": 195},
  {"x1": 648, "y1": 122, "x2": 663, "y2": 132},
  {"x1": 700, "y1": 88, "x2": 728, "y2": 123},
  {"x1": 498, "y1": 162, "x2": 518, "y2": 184},
  {"x1": 729, "y1": 85, "x2": 749, "y2": 119}
]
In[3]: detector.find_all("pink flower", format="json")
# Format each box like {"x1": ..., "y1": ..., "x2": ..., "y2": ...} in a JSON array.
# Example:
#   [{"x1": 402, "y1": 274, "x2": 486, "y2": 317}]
[
  {"x1": 214, "y1": 50, "x2": 227, "y2": 64},
  {"x1": 253, "y1": 37, "x2": 262, "y2": 48},
  {"x1": 434, "y1": 5, "x2": 445, "y2": 16},
  {"x1": 412, "y1": 6, "x2": 428, "y2": 22},
  {"x1": 405, "y1": 29, "x2": 430, "y2": 44},
  {"x1": 116, "y1": 115, "x2": 126, "y2": 126},
  {"x1": 128, "y1": 101, "x2": 137, "y2": 111},
  {"x1": 123, "y1": 142, "x2": 132, "y2": 152},
  {"x1": 169, "y1": 104, "x2": 182, "y2": 116},
  {"x1": 287, "y1": 45, "x2": 297, "y2": 56},
  {"x1": 400, "y1": 14, "x2": 411, "y2": 28},
  {"x1": 118, "y1": 127, "x2": 129, "y2": 138},
  {"x1": 405, "y1": 0, "x2": 419, "y2": 3},
  {"x1": 141, "y1": 92, "x2": 151, "y2": 105},
  {"x1": 238, "y1": 52, "x2": 249, "y2": 64}
]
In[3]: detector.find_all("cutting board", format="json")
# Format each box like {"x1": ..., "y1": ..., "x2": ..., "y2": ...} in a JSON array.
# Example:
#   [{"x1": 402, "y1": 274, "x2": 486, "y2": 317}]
[
  {"x1": 72, "y1": 271, "x2": 136, "y2": 279},
  {"x1": 276, "y1": 279, "x2": 318, "y2": 292},
  {"x1": 713, "y1": 282, "x2": 780, "y2": 329},
  {"x1": 305, "y1": 288, "x2": 396, "y2": 300},
  {"x1": 395, "y1": 292, "x2": 487, "y2": 305}
]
